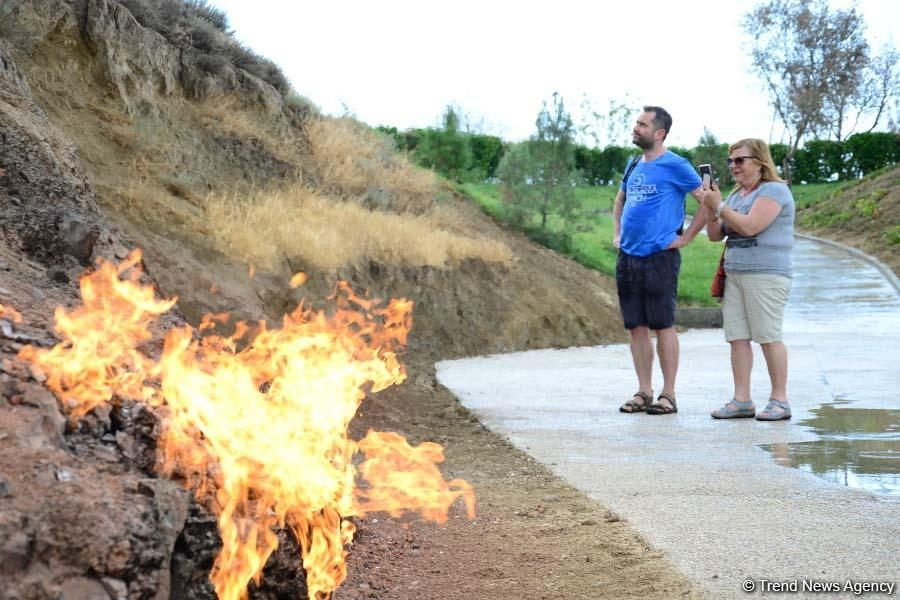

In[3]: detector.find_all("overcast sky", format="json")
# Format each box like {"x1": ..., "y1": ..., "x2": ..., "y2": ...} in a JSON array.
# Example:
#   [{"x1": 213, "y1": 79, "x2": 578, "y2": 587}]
[{"x1": 209, "y1": 0, "x2": 898, "y2": 148}]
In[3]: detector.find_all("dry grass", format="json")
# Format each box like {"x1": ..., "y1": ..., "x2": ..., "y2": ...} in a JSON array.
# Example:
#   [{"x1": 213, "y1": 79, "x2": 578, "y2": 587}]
[
  {"x1": 195, "y1": 98, "x2": 304, "y2": 168},
  {"x1": 200, "y1": 185, "x2": 512, "y2": 272},
  {"x1": 305, "y1": 117, "x2": 438, "y2": 214}
]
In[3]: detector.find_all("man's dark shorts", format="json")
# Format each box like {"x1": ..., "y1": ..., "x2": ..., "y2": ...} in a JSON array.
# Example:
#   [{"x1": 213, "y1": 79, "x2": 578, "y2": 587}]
[{"x1": 615, "y1": 249, "x2": 681, "y2": 330}]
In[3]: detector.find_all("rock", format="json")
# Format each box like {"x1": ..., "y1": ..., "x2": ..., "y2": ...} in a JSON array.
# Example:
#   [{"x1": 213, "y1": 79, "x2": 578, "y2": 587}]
[
  {"x1": 48, "y1": 267, "x2": 71, "y2": 284},
  {"x1": 101, "y1": 578, "x2": 128, "y2": 600},
  {"x1": 0, "y1": 511, "x2": 33, "y2": 573},
  {"x1": 20, "y1": 385, "x2": 67, "y2": 451},
  {"x1": 0, "y1": 45, "x2": 100, "y2": 268},
  {"x1": 59, "y1": 576, "x2": 112, "y2": 600},
  {"x1": 81, "y1": 0, "x2": 182, "y2": 112},
  {"x1": 59, "y1": 216, "x2": 100, "y2": 265}
]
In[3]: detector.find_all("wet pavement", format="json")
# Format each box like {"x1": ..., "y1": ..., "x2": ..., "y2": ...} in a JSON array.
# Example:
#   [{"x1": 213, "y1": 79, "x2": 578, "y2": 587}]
[{"x1": 437, "y1": 236, "x2": 900, "y2": 598}]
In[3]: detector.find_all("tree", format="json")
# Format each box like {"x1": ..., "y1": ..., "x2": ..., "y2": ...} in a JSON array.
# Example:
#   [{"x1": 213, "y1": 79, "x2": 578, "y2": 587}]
[
  {"x1": 741, "y1": 0, "x2": 895, "y2": 182},
  {"x1": 577, "y1": 94, "x2": 638, "y2": 148},
  {"x1": 497, "y1": 93, "x2": 580, "y2": 239},
  {"x1": 691, "y1": 128, "x2": 731, "y2": 188},
  {"x1": 468, "y1": 134, "x2": 506, "y2": 181},
  {"x1": 413, "y1": 107, "x2": 472, "y2": 182},
  {"x1": 855, "y1": 44, "x2": 900, "y2": 138}
]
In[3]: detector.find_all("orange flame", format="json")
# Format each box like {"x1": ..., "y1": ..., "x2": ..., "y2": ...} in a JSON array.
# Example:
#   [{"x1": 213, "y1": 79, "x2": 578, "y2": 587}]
[
  {"x1": 0, "y1": 304, "x2": 23, "y2": 323},
  {"x1": 18, "y1": 251, "x2": 475, "y2": 599},
  {"x1": 19, "y1": 250, "x2": 175, "y2": 417}
]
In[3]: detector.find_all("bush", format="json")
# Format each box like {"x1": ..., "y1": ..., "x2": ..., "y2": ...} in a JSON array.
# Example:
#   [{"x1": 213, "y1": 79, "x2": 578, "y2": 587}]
[
  {"x1": 883, "y1": 226, "x2": 900, "y2": 245},
  {"x1": 523, "y1": 225, "x2": 574, "y2": 255},
  {"x1": 183, "y1": 0, "x2": 229, "y2": 32}
]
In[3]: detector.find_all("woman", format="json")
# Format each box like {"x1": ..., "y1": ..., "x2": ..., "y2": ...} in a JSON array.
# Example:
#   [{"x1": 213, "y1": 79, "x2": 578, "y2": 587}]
[{"x1": 697, "y1": 139, "x2": 795, "y2": 421}]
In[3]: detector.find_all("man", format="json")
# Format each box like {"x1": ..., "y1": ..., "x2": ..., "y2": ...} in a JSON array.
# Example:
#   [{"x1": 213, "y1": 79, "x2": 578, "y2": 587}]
[{"x1": 614, "y1": 106, "x2": 708, "y2": 415}]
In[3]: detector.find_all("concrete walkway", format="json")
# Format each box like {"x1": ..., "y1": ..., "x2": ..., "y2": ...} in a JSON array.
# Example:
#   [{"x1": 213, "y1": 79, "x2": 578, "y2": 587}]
[{"x1": 437, "y1": 237, "x2": 900, "y2": 599}]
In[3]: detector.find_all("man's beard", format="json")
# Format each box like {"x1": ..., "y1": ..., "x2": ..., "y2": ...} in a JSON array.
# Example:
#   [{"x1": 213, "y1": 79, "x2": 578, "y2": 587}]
[{"x1": 632, "y1": 132, "x2": 654, "y2": 149}]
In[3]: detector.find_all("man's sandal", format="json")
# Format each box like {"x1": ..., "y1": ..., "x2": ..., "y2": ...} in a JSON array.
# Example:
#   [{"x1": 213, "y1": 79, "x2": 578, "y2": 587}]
[
  {"x1": 647, "y1": 393, "x2": 677, "y2": 415},
  {"x1": 711, "y1": 399, "x2": 756, "y2": 419},
  {"x1": 755, "y1": 398, "x2": 791, "y2": 421},
  {"x1": 619, "y1": 391, "x2": 653, "y2": 413}
]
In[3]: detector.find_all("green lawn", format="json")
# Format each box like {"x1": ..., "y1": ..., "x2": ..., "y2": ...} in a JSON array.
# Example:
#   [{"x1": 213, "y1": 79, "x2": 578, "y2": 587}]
[
  {"x1": 790, "y1": 182, "x2": 843, "y2": 209},
  {"x1": 459, "y1": 182, "x2": 838, "y2": 307}
]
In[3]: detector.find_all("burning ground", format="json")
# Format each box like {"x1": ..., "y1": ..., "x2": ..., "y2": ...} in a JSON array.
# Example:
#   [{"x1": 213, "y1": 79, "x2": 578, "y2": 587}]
[
  {"x1": 6, "y1": 251, "x2": 475, "y2": 599},
  {"x1": 1, "y1": 1, "x2": 698, "y2": 598}
]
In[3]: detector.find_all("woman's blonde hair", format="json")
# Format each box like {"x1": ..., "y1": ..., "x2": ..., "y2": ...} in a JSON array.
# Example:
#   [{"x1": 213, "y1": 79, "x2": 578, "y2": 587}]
[{"x1": 729, "y1": 138, "x2": 784, "y2": 191}]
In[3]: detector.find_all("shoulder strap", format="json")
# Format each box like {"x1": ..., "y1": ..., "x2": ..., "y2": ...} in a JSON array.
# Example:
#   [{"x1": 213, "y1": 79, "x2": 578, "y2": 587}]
[
  {"x1": 621, "y1": 156, "x2": 640, "y2": 200},
  {"x1": 622, "y1": 156, "x2": 640, "y2": 188}
]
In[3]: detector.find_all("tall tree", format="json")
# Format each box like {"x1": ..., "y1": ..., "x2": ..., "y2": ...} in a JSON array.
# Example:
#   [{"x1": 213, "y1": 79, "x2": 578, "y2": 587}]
[
  {"x1": 497, "y1": 93, "x2": 580, "y2": 234},
  {"x1": 741, "y1": 0, "x2": 896, "y2": 182},
  {"x1": 577, "y1": 94, "x2": 638, "y2": 149},
  {"x1": 413, "y1": 107, "x2": 472, "y2": 183},
  {"x1": 692, "y1": 128, "x2": 731, "y2": 188}
]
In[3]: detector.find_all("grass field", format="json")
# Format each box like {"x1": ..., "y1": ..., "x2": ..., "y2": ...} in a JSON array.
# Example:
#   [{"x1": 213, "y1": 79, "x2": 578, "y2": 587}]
[{"x1": 460, "y1": 182, "x2": 840, "y2": 307}]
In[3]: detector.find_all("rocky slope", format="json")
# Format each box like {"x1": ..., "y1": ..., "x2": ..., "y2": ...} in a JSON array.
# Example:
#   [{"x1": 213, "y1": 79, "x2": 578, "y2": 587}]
[{"x1": 0, "y1": 2, "x2": 634, "y2": 598}]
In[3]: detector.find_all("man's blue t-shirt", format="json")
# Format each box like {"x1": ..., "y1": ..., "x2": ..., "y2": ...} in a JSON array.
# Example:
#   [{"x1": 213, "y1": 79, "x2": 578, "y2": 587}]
[{"x1": 619, "y1": 151, "x2": 701, "y2": 257}]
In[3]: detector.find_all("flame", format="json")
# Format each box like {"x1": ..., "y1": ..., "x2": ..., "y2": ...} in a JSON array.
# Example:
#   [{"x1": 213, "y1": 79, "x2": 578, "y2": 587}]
[
  {"x1": 18, "y1": 251, "x2": 475, "y2": 599},
  {"x1": 0, "y1": 304, "x2": 23, "y2": 323},
  {"x1": 290, "y1": 272, "x2": 308, "y2": 288},
  {"x1": 355, "y1": 430, "x2": 476, "y2": 522},
  {"x1": 18, "y1": 250, "x2": 175, "y2": 417}
]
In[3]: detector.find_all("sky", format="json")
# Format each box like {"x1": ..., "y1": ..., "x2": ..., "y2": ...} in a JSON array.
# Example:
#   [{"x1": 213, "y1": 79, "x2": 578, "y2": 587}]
[{"x1": 208, "y1": 0, "x2": 898, "y2": 149}]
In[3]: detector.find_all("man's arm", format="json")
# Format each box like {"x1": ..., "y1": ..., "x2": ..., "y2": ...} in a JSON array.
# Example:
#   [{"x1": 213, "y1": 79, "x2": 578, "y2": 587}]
[
  {"x1": 667, "y1": 186, "x2": 709, "y2": 249},
  {"x1": 682, "y1": 185, "x2": 709, "y2": 240},
  {"x1": 682, "y1": 201, "x2": 709, "y2": 241},
  {"x1": 612, "y1": 189, "x2": 625, "y2": 248}
]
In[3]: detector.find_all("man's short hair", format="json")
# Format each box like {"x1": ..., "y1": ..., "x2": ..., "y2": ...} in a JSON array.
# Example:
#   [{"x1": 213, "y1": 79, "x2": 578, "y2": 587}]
[{"x1": 643, "y1": 105, "x2": 672, "y2": 139}]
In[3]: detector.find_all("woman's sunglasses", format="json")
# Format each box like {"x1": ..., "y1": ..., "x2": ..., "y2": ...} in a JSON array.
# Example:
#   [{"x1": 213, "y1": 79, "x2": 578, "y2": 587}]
[{"x1": 726, "y1": 156, "x2": 754, "y2": 166}]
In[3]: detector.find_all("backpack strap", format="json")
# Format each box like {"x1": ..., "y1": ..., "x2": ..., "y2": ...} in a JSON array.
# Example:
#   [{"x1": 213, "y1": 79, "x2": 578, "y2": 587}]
[{"x1": 622, "y1": 156, "x2": 640, "y2": 197}]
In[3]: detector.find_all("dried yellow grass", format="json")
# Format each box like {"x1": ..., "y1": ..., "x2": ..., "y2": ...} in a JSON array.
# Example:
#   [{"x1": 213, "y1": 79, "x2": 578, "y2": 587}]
[
  {"x1": 200, "y1": 185, "x2": 511, "y2": 272},
  {"x1": 305, "y1": 117, "x2": 438, "y2": 214},
  {"x1": 196, "y1": 97, "x2": 305, "y2": 168}
]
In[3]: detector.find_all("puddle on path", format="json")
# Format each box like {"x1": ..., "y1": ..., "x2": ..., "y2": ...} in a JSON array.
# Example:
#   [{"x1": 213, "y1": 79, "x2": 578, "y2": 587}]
[{"x1": 760, "y1": 405, "x2": 900, "y2": 496}]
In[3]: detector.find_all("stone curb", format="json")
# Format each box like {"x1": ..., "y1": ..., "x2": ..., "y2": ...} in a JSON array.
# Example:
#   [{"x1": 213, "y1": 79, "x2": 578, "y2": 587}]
[
  {"x1": 794, "y1": 232, "x2": 900, "y2": 297},
  {"x1": 674, "y1": 306, "x2": 722, "y2": 329}
]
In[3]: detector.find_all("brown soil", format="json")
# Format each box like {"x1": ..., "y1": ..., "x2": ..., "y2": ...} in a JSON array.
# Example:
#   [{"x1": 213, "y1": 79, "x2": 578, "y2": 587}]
[
  {"x1": 8, "y1": 3, "x2": 893, "y2": 599},
  {"x1": 336, "y1": 357, "x2": 699, "y2": 600}
]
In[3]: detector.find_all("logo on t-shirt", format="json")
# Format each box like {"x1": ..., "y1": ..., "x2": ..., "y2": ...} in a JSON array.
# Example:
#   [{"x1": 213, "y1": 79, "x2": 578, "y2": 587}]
[{"x1": 626, "y1": 173, "x2": 658, "y2": 204}]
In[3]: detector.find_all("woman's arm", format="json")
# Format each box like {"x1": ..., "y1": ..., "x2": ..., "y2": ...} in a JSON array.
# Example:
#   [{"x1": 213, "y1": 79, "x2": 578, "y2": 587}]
[
  {"x1": 718, "y1": 196, "x2": 781, "y2": 237},
  {"x1": 707, "y1": 214, "x2": 726, "y2": 242}
]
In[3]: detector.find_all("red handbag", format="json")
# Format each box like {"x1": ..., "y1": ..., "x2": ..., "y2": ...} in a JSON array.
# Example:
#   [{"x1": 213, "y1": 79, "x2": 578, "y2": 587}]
[{"x1": 710, "y1": 250, "x2": 726, "y2": 299}]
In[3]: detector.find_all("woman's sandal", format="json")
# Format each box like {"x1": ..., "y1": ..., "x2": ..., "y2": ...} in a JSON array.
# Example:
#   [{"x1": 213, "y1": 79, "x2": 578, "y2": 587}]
[
  {"x1": 647, "y1": 393, "x2": 677, "y2": 415},
  {"x1": 755, "y1": 398, "x2": 791, "y2": 421},
  {"x1": 619, "y1": 390, "x2": 653, "y2": 413},
  {"x1": 711, "y1": 399, "x2": 756, "y2": 419}
]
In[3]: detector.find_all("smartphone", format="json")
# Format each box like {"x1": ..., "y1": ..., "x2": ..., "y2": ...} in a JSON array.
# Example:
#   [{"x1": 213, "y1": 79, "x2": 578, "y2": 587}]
[{"x1": 699, "y1": 164, "x2": 713, "y2": 187}]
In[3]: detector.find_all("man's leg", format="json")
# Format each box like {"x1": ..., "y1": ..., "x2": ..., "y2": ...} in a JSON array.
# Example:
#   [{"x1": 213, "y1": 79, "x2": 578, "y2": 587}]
[
  {"x1": 629, "y1": 325, "x2": 654, "y2": 397},
  {"x1": 617, "y1": 251, "x2": 654, "y2": 410},
  {"x1": 655, "y1": 326, "x2": 679, "y2": 403},
  {"x1": 645, "y1": 249, "x2": 680, "y2": 411}
]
